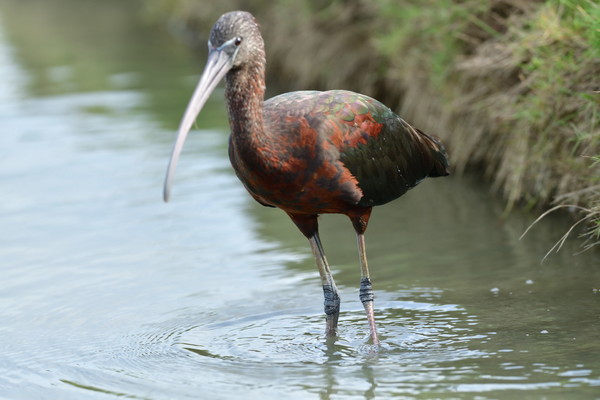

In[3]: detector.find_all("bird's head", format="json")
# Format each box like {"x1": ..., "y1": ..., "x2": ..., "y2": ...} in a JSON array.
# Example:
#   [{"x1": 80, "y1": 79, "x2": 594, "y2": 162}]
[
  {"x1": 163, "y1": 11, "x2": 263, "y2": 202},
  {"x1": 209, "y1": 11, "x2": 263, "y2": 70}
]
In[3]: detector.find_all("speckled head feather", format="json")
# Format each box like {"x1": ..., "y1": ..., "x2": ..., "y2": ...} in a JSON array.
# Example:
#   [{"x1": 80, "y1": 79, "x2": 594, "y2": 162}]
[{"x1": 210, "y1": 11, "x2": 265, "y2": 70}]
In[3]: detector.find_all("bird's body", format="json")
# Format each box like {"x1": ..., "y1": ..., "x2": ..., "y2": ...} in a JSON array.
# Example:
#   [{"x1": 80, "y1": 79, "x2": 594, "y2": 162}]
[
  {"x1": 231, "y1": 90, "x2": 447, "y2": 216},
  {"x1": 164, "y1": 11, "x2": 449, "y2": 345}
]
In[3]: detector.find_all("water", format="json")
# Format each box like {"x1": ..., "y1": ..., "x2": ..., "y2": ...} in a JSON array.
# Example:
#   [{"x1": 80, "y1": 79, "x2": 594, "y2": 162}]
[{"x1": 0, "y1": 1, "x2": 599, "y2": 399}]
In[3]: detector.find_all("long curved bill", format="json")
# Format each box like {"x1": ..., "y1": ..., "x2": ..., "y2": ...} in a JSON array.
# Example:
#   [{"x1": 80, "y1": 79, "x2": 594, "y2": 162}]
[{"x1": 163, "y1": 46, "x2": 234, "y2": 202}]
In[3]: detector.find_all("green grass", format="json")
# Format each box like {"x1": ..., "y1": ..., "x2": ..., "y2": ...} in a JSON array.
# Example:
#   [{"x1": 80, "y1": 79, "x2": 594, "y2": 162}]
[
  {"x1": 375, "y1": 0, "x2": 600, "y2": 249},
  {"x1": 512, "y1": 0, "x2": 599, "y2": 247}
]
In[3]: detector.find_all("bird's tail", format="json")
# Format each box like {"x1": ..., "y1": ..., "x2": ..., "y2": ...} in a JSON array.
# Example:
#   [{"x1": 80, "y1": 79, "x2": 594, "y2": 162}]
[{"x1": 418, "y1": 128, "x2": 450, "y2": 177}]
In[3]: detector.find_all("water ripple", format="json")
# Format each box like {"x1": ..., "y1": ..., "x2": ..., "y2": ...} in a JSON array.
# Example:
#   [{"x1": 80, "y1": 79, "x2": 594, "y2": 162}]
[{"x1": 153, "y1": 298, "x2": 489, "y2": 369}]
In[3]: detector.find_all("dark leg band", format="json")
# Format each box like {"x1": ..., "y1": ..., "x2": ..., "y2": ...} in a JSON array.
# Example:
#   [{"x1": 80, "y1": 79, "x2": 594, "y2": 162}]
[
  {"x1": 323, "y1": 284, "x2": 340, "y2": 316},
  {"x1": 359, "y1": 277, "x2": 374, "y2": 304}
]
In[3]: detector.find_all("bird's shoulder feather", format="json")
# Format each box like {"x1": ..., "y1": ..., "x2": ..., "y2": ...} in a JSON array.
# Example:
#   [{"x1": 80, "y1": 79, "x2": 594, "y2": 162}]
[{"x1": 261, "y1": 90, "x2": 449, "y2": 207}]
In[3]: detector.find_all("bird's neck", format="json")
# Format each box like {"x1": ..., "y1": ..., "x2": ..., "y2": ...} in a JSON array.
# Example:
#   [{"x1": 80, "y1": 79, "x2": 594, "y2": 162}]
[{"x1": 225, "y1": 61, "x2": 266, "y2": 144}]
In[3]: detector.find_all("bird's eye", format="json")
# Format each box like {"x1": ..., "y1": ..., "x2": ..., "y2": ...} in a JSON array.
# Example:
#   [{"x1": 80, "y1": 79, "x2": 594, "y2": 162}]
[{"x1": 234, "y1": 37, "x2": 243, "y2": 46}]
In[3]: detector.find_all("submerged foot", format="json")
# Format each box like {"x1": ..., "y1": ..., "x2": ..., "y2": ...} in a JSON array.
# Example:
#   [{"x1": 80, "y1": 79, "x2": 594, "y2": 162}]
[{"x1": 362, "y1": 300, "x2": 380, "y2": 345}]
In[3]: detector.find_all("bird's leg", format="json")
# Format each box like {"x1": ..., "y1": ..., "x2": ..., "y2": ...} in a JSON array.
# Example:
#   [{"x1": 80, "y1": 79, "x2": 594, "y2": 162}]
[
  {"x1": 308, "y1": 233, "x2": 340, "y2": 337},
  {"x1": 287, "y1": 213, "x2": 340, "y2": 338},
  {"x1": 350, "y1": 210, "x2": 380, "y2": 345},
  {"x1": 356, "y1": 233, "x2": 379, "y2": 345}
]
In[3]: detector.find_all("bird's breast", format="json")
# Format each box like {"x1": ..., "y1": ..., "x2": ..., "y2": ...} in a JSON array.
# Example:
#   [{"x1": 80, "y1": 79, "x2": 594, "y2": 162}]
[{"x1": 227, "y1": 119, "x2": 364, "y2": 214}]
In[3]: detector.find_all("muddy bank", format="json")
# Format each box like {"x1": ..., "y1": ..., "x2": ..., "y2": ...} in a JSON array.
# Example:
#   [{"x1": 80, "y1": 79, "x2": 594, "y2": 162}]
[{"x1": 144, "y1": 0, "x2": 599, "y2": 249}]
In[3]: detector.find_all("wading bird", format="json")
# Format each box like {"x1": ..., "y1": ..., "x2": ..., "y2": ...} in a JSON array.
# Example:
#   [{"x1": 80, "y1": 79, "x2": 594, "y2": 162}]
[{"x1": 164, "y1": 11, "x2": 449, "y2": 345}]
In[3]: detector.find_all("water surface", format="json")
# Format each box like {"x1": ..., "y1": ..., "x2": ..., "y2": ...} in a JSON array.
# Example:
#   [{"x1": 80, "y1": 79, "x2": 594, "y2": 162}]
[{"x1": 0, "y1": 1, "x2": 599, "y2": 399}]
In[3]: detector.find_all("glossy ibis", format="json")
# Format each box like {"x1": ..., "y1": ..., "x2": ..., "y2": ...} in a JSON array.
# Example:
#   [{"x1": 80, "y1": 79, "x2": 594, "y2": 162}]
[{"x1": 164, "y1": 11, "x2": 449, "y2": 345}]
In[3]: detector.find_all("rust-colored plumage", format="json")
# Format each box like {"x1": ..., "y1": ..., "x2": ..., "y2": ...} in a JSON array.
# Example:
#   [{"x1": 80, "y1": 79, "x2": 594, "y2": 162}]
[{"x1": 164, "y1": 11, "x2": 449, "y2": 345}]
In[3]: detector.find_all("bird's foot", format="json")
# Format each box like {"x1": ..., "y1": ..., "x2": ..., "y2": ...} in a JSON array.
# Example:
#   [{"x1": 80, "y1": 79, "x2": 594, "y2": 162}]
[{"x1": 362, "y1": 300, "x2": 380, "y2": 345}]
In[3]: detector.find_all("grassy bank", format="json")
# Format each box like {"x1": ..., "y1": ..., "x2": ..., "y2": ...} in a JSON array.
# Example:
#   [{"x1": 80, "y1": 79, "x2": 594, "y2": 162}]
[{"x1": 144, "y1": 0, "x2": 599, "y2": 250}]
